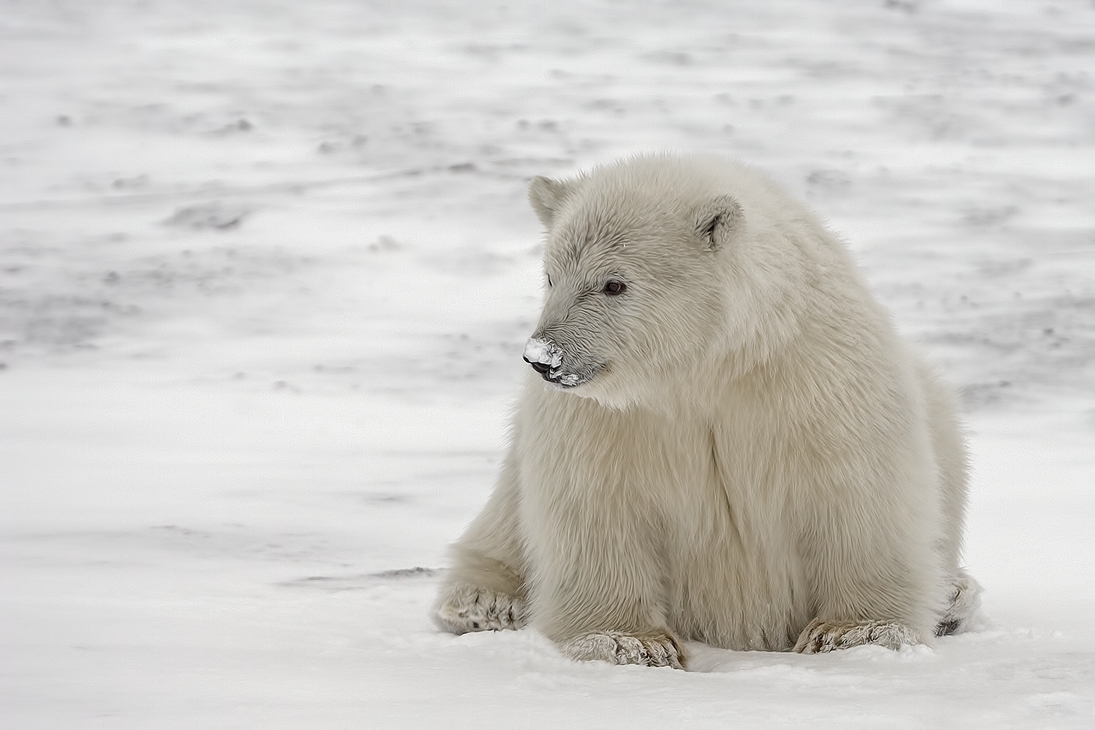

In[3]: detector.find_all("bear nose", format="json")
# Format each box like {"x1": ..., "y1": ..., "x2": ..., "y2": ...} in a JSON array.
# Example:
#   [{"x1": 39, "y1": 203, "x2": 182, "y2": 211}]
[{"x1": 525, "y1": 358, "x2": 552, "y2": 375}]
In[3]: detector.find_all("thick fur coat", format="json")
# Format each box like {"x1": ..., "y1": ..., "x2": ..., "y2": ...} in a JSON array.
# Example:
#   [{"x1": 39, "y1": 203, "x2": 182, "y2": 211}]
[{"x1": 433, "y1": 153, "x2": 979, "y2": 668}]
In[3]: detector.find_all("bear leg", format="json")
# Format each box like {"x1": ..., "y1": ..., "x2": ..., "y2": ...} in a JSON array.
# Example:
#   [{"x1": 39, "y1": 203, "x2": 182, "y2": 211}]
[{"x1": 433, "y1": 448, "x2": 528, "y2": 634}]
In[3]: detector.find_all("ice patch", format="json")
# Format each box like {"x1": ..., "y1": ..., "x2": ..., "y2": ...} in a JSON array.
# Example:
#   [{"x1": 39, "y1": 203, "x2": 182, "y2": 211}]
[{"x1": 523, "y1": 338, "x2": 563, "y2": 368}]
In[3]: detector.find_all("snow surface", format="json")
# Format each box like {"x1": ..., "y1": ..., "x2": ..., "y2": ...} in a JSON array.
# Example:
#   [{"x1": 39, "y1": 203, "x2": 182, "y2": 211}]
[{"x1": 2, "y1": 0, "x2": 1094, "y2": 726}]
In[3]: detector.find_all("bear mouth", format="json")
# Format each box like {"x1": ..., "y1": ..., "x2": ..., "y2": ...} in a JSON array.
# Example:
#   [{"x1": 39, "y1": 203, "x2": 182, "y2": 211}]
[
  {"x1": 542, "y1": 368, "x2": 599, "y2": 389},
  {"x1": 528, "y1": 360, "x2": 600, "y2": 389}
]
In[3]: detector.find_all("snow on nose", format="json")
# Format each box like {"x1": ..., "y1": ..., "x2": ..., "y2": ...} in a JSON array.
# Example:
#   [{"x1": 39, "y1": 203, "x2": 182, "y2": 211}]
[{"x1": 523, "y1": 338, "x2": 563, "y2": 372}]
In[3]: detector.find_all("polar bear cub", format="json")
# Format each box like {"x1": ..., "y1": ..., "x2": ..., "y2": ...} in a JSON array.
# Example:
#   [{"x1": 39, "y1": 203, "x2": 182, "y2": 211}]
[{"x1": 433, "y1": 153, "x2": 980, "y2": 668}]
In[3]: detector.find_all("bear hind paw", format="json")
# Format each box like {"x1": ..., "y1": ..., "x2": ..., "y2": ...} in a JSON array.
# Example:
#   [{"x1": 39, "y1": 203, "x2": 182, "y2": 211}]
[{"x1": 935, "y1": 569, "x2": 983, "y2": 637}]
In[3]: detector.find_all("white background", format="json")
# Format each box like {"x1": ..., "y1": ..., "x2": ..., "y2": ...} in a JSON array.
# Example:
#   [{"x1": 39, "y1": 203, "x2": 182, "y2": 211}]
[{"x1": 2, "y1": 0, "x2": 1093, "y2": 726}]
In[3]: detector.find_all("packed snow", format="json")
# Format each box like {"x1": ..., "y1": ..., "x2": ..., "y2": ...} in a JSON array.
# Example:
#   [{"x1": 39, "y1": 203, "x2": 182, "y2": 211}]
[
  {"x1": 522, "y1": 337, "x2": 562, "y2": 369},
  {"x1": 2, "y1": 0, "x2": 1094, "y2": 726}
]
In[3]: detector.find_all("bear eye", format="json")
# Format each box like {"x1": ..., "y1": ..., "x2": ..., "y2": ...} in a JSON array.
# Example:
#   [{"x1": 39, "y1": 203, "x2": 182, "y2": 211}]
[
  {"x1": 546, "y1": 273, "x2": 553, "y2": 287},
  {"x1": 602, "y1": 280, "x2": 627, "y2": 296}
]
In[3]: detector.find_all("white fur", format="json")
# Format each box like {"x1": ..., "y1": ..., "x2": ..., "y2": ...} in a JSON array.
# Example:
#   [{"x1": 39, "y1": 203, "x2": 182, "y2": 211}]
[{"x1": 432, "y1": 153, "x2": 980, "y2": 668}]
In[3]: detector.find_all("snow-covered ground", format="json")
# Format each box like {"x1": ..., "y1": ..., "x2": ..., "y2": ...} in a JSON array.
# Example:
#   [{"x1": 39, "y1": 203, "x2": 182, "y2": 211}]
[{"x1": 2, "y1": 0, "x2": 1094, "y2": 726}]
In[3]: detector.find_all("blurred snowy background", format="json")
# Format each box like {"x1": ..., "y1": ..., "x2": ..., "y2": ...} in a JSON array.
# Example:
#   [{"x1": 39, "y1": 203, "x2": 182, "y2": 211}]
[{"x1": 1, "y1": 0, "x2": 1093, "y2": 726}]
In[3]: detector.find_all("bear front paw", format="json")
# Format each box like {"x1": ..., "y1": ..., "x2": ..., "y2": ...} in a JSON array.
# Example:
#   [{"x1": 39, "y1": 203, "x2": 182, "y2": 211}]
[
  {"x1": 432, "y1": 582, "x2": 527, "y2": 634},
  {"x1": 794, "y1": 618, "x2": 920, "y2": 654},
  {"x1": 561, "y1": 631, "x2": 685, "y2": 669}
]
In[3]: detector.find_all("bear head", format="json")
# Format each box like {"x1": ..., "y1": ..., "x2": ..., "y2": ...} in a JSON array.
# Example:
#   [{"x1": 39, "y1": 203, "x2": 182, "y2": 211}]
[{"x1": 522, "y1": 154, "x2": 754, "y2": 410}]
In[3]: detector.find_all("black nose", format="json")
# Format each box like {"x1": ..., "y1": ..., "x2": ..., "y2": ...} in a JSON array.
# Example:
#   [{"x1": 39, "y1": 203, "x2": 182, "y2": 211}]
[{"x1": 525, "y1": 359, "x2": 552, "y2": 375}]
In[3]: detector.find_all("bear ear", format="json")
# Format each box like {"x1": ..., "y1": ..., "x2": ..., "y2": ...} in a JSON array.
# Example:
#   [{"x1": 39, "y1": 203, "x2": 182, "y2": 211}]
[
  {"x1": 694, "y1": 195, "x2": 744, "y2": 251},
  {"x1": 528, "y1": 176, "x2": 575, "y2": 229}
]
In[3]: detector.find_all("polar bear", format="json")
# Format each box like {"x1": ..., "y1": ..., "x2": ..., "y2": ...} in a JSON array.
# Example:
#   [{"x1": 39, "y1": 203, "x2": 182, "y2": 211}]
[{"x1": 432, "y1": 153, "x2": 980, "y2": 668}]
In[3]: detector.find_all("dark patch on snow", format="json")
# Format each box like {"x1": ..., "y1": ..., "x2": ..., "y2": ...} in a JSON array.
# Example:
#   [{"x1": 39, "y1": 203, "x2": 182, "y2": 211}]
[
  {"x1": 163, "y1": 203, "x2": 250, "y2": 230},
  {"x1": 370, "y1": 567, "x2": 438, "y2": 579},
  {"x1": 280, "y1": 567, "x2": 438, "y2": 591}
]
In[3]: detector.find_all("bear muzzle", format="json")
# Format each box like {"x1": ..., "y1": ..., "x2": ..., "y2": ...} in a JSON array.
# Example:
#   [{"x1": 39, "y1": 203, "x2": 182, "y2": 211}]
[{"x1": 523, "y1": 337, "x2": 597, "y2": 388}]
